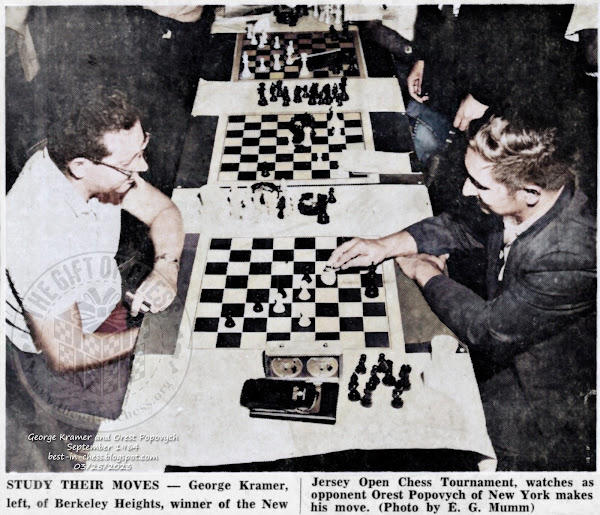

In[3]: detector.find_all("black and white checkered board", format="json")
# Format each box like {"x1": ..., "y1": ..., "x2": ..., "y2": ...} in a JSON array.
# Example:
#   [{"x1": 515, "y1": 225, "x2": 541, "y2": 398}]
[
  {"x1": 238, "y1": 31, "x2": 361, "y2": 80},
  {"x1": 219, "y1": 112, "x2": 365, "y2": 181},
  {"x1": 194, "y1": 237, "x2": 390, "y2": 349}
]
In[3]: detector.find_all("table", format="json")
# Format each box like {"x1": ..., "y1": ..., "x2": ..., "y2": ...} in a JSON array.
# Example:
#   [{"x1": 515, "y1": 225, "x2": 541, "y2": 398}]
[{"x1": 87, "y1": 16, "x2": 496, "y2": 473}]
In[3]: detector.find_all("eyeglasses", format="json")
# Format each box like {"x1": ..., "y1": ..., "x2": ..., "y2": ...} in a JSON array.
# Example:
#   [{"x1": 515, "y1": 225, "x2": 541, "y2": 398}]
[{"x1": 91, "y1": 132, "x2": 151, "y2": 178}]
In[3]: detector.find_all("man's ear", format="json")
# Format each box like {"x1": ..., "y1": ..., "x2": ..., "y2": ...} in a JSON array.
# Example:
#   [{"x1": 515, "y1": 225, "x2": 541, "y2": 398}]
[
  {"x1": 67, "y1": 158, "x2": 90, "y2": 179},
  {"x1": 522, "y1": 185, "x2": 542, "y2": 207}
]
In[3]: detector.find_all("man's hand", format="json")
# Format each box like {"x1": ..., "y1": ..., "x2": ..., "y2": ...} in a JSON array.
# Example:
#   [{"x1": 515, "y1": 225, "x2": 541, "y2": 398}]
[
  {"x1": 396, "y1": 253, "x2": 449, "y2": 288},
  {"x1": 407, "y1": 60, "x2": 429, "y2": 103},
  {"x1": 328, "y1": 237, "x2": 389, "y2": 270},
  {"x1": 127, "y1": 262, "x2": 178, "y2": 317},
  {"x1": 453, "y1": 94, "x2": 488, "y2": 132}
]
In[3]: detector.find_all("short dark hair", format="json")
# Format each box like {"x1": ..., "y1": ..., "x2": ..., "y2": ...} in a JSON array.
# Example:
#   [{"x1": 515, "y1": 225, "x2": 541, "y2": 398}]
[
  {"x1": 469, "y1": 117, "x2": 573, "y2": 193},
  {"x1": 47, "y1": 87, "x2": 141, "y2": 173}
]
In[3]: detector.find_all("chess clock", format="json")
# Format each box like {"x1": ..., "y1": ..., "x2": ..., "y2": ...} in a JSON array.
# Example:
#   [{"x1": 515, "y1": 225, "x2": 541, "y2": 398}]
[{"x1": 263, "y1": 340, "x2": 342, "y2": 382}]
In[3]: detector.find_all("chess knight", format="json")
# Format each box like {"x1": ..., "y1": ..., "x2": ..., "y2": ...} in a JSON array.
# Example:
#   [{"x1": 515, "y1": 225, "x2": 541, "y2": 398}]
[
  {"x1": 329, "y1": 116, "x2": 596, "y2": 471},
  {"x1": 6, "y1": 87, "x2": 184, "y2": 422}
]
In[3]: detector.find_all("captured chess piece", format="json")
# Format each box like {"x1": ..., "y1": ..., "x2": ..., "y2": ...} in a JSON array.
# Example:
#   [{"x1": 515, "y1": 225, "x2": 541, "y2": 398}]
[
  {"x1": 383, "y1": 364, "x2": 396, "y2": 387},
  {"x1": 348, "y1": 372, "x2": 359, "y2": 389},
  {"x1": 348, "y1": 386, "x2": 361, "y2": 402},
  {"x1": 355, "y1": 354, "x2": 367, "y2": 374},
  {"x1": 327, "y1": 187, "x2": 336, "y2": 203},
  {"x1": 398, "y1": 364, "x2": 412, "y2": 391},
  {"x1": 369, "y1": 365, "x2": 380, "y2": 387},
  {"x1": 377, "y1": 353, "x2": 388, "y2": 373},
  {"x1": 360, "y1": 388, "x2": 373, "y2": 408},
  {"x1": 391, "y1": 388, "x2": 404, "y2": 409},
  {"x1": 257, "y1": 82, "x2": 268, "y2": 106}
]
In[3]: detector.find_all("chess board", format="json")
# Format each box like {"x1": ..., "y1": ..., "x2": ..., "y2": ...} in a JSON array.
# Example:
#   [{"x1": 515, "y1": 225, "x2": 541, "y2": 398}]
[
  {"x1": 190, "y1": 236, "x2": 400, "y2": 349},
  {"x1": 234, "y1": 29, "x2": 364, "y2": 81},
  {"x1": 216, "y1": 112, "x2": 367, "y2": 182}
]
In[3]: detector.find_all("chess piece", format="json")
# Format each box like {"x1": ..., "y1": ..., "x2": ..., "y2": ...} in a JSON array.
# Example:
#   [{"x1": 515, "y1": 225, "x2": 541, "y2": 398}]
[
  {"x1": 399, "y1": 364, "x2": 412, "y2": 391},
  {"x1": 327, "y1": 187, "x2": 336, "y2": 204},
  {"x1": 365, "y1": 263, "x2": 379, "y2": 299},
  {"x1": 349, "y1": 372, "x2": 359, "y2": 389},
  {"x1": 257, "y1": 57, "x2": 268, "y2": 73},
  {"x1": 391, "y1": 389, "x2": 404, "y2": 409},
  {"x1": 298, "y1": 280, "x2": 311, "y2": 301},
  {"x1": 293, "y1": 85, "x2": 303, "y2": 103},
  {"x1": 377, "y1": 353, "x2": 388, "y2": 374},
  {"x1": 335, "y1": 5, "x2": 343, "y2": 26},
  {"x1": 251, "y1": 30, "x2": 258, "y2": 46},
  {"x1": 320, "y1": 265, "x2": 337, "y2": 286},
  {"x1": 247, "y1": 24, "x2": 254, "y2": 40},
  {"x1": 241, "y1": 51, "x2": 252, "y2": 79},
  {"x1": 360, "y1": 389, "x2": 373, "y2": 408},
  {"x1": 355, "y1": 354, "x2": 367, "y2": 374},
  {"x1": 224, "y1": 310, "x2": 235, "y2": 328},
  {"x1": 286, "y1": 41, "x2": 295, "y2": 65},
  {"x1": 273, "y1": 293, "x2": 286, "y2": 314},
  {"x1": 298, "y1": 312, "x2": 312, "y2": 327},
  {"x1": 324, "y1": 5, "x2": 331, "y2": 25},
  {"x1": 281, "y1": 86, "x2": 291, "y2": 107},
  {"x1": 273, "y1": 53, "x2": 282, "y2": 71},
  {"x1": 348, "y1": 387, "x2": 361, "y2": 402},
  {"x1": 313, "y1": 5, "x2": 319, "y2": 18},
  {"x1": 299, "y1": 52, "x2": 310, "y2": 78},
  {"x1": 301, "y1": 126, "x2": 312, "y2": 146},
  {"x1": 273, "y1": 35, "x2": 281, "y2": 49},
  {"x1": 270, "y1": 82, "x2": 279, "y2": 102},
  {"x1": 259, "y1": 31, "x2": 268, "y2": 49},
  {"x1": 253, "y1": 301, "x2": 263, "y2": 313},
  {"x1": 257, "y1": 82, "x2": 268, "y2": 106},
  {"x1": 383, "y1": 365, "x2": 396, "y2": 387}
]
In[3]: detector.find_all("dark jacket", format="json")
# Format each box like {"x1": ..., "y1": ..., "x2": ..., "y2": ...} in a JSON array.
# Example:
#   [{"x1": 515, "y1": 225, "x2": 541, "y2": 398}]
[{"x1": 406, "y1": 183, "x2": 596, "y2": 470}]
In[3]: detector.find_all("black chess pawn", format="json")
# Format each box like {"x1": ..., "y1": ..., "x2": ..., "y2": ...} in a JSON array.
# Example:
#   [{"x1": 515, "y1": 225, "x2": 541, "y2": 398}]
[
  {"x1": 391, "y1": 388, "x2": 404, "y2": 409},
  {"x1": 377, "y1": 353, "x2": 387, "y2": 373},
  {"x1": 253, "y1": 302, "x2": 263, "y2": 313},
  {"x1": 270, "y1": 82, "x2": 279, "y2": 102},
  {"x1": 398, "y1": 364, "x2": 412, "y2": 391},
  {"x1": 360, "y1": 389, "x2": 373, "y2": 408},
  {"x1": 348, "y1": 387, "x2": 361, "y2": 402},
  {"x1": 327, "y1": 187, "x2": 336, "y2": 204},
  {"x1": 339, "y1": 76, "x2": 350, "y2": 102},
  {"x1": 302, "y1": 265, "x2": 312, "y2": 284},
  {"x1": 383, "y1": 368, "x2": 396, "y2": 387},
  {"x1": 224, "y1": 310, "x2": 236, "y2": 328},
  {"x1": 355, "y1": 354, "x2": 367, "y2": 374},
  {"x1": 276, "y1": 196, "x2": 286, "y2": 219},
  {"x1": 329, "y1": 24, "x2": 340, "y2": 41},
  {"x1": 348, "y1": 372, "x2": 359, "y2": 389}
]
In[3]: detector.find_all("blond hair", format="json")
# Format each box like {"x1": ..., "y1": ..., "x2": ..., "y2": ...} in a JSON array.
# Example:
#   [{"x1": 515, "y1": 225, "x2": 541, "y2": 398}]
[{"x1": 469, "y1": 117, "x2": 573, "y2": 192}]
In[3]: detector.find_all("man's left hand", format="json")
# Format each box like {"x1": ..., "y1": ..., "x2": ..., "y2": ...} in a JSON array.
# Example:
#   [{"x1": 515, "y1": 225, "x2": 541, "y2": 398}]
[
  {"x1": 127, "y1": 264, "x2": 177, "y2": 317},
  {"x1": 396, "y1": 253, "x2": 449, "y2": 288},
  {"x1": 453, "y1": 94, "x2": 489, "y2": 132}
]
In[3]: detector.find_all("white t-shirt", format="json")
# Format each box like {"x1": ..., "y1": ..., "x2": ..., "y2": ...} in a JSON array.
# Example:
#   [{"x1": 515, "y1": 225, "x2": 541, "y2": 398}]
[{"x1": 5, "y1": 149, "x2": 122, "y2": 352}]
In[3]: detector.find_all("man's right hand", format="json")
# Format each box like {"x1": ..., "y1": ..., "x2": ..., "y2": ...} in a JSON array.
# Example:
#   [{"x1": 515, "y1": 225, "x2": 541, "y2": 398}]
[
  {"x1": 327, "y1": 237, "x2": 390, "y2": 270},
  {"x1": 407, "y1": 60, "x2": 429, "y2": 103}
]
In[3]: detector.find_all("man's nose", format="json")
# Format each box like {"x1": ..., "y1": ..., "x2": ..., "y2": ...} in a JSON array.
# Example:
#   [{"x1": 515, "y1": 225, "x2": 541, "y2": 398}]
[
  {"x1": 134, "y1": 153, "x2": 149, "y2": 173},
  {"x1": 462, "y1": 177, "x2": 477, "y2": 197}
]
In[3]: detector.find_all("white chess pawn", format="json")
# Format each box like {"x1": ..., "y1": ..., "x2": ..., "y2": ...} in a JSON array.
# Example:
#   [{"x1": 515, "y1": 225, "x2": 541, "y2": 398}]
[
  {"x1": 273, "y1": 53, "x2": 282, "y2": 71},
  {"x1": 251, "y1": 30, "x2": 258, "y2": 46},
  {"x1": 324, "y1": 5, "x2": 331, "y2": 25},
  {"x1": 313, "y1": 5, "x2": 319, "y2": 18},
  {"x1": 298, "y1": 312, "x2": 312, "y2": 328},
  {"x1": 273, "y1": 293, "x2": 286, "y2": 314},
  {"x1": 286, "y1": 42, "x2": 295, "y2": 66},
  {"x1": 335, "y1": 4, "x2": 342, "y2": 25},
  {"x1": 319, "y1": 6, "x2": 326, "y2": 22},
  {"x1": 257, "y1": 57, "x2": 268, "y2": 73},
  {"x1": 259, "y1": 31, "x2": 268, "y2": 49},
  {"x1": 241, "y1": 51, "x2": 252, "y2": 79},
  {"x1": 273, "y1": 35, "x2": 281, "y2": 49},
  {"x1": 298, "y1": 280, "x2": 311, "y2": 301},
  {"x1": 299, "y1": 52, "x2": 310, "y2": 78},
  {"x1": 301, "y1": 126, "x2": 312, "y2": 147}
]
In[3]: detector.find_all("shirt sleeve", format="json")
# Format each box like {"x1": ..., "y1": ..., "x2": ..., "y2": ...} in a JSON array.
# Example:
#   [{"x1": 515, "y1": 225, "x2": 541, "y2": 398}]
[{"x1": 421, "y1": 250, "x2": 596, "y2": 363}]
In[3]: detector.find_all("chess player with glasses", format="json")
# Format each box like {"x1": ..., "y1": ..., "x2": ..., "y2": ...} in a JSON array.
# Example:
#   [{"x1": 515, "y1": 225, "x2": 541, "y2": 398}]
[{"x1": 6, "y1": 87, "x2": 184, "y2": 424}]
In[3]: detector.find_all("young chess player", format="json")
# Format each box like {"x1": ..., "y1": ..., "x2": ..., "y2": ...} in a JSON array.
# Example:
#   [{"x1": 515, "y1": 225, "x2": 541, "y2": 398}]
[
  {"x1": 329, "y1": 116, "x2": 596, "y2": 471},
  {"x1": 6, "y1": 87, "x2": 184, "y2": 420}
]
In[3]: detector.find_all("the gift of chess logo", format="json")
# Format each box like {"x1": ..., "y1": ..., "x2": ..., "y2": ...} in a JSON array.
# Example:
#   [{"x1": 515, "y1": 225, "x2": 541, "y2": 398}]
[{"x1": 6, "y1": 251, "x2": 192, "y2": 431}]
